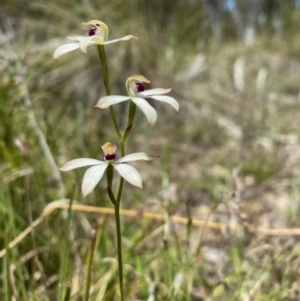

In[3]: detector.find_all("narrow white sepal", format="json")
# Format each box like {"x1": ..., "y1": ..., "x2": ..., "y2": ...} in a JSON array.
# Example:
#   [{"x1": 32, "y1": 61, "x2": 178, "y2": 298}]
[
  {"x1": 59, "y1": 158, "x2": 105, "y2": 171},
  {"x1": 95, "y1": 96, "x2": 131, "y2": 108},
  {"x1": 150, "y1": 95, "x2": 179, "y2": 112},
  {"x1": 53, "y1": 43, "x2": 80, "y2": 59},
  {"x1": 103, "y1": 35, "x2": 138, "y2": 45},
  {"x1": 131, "y1": 97, "x2": 157, "y2": 126},
  {"x1": 113, "y1": 163, "x2": 143, "y2": 188},
  {"x1": 115, "y1": 153, "x2": 156, "y2": 163},
  {"x1": 138, "y1": 88, "x2": 171, "y2": 97},
  {"x1": 82, "y1": 164, "x2": 108, "y2": 197},
  {"x1": 68, "y1": 35, "x2": 86, "y2": 42}
]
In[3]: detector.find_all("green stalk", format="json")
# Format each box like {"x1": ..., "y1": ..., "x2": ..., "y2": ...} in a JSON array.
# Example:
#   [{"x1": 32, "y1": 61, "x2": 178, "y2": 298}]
[
  {"x1": 97, "y1": 45, "x2": 121, "y2": 140},
  {"x1": 116, "y1": 140, "x2": 125, "y2": 202},
  {"x1": 106, "y1": 164, "x2": 117, "y2": 205},
  {"x1": 123, "y1": 101, "x2": 136, "y2": 142},
  {"x1": 114, "y1": 139, "x2": 126, "y2": 301},
  {"x1": 114, "y1": 202, "x2": 125, "y2": 300},
  {"x1": 97, "y1": 44, "x2": 126, "y2": 301}
]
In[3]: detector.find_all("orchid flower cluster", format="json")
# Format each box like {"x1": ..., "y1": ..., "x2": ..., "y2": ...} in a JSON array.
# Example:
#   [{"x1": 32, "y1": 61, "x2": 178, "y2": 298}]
[
  {"x1": 55, "y1": 20, "x2": 179, "y2": 196},
  {"x1": 54, "y1": 19, "x2": 179, "y2": 300}
]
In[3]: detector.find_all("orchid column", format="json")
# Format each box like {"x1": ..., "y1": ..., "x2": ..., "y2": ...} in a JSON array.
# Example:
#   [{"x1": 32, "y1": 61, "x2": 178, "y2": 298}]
[{"x1": 54, "y1": 19, "x2": 179, "y2": 300}]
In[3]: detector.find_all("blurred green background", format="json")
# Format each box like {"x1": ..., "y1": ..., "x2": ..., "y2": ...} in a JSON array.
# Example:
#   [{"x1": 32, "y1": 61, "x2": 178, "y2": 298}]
[{"x1": 2, "y1": 0, "x2": 300, "y2": 300}]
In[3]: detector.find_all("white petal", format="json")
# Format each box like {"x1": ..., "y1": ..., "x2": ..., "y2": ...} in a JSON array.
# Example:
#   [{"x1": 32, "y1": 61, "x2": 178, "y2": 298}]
[
  {"x1": 77, "y1": 37, "x2": 90, "y2": 53},
  {"x1": 103, "y1": 35, "x2": 138, "y2": 45},
  {"x1": 115, "y1": 152, "x2": 156, "y2": 163},
  {"x1": 59, "y1": 158, "x2": 105, "y2": 171},
  {"x1": 131, "y1": 97, "x2": 157, "y2": 126},
  {"x1": 150, "y1": 95, "x2": 179, "y2": 112},
  {"x1": 76, "y1": 36, "x2": 103, "y2": 53},
  {"x1": 138, "y1": 88, "x2": 171, "y2": 97},
  {"x1": 82, "y1": 164, "x2": 108, "y2": 197},
  {"x1": 95, "y1": 96, "x2": 131, "y2": 109},
  {"x1": 68, "y1": 35, "x2": 87, "y2": 42},
  {"x1": 113, "y1": 163, "x2": 143, "y2": 188},
  {"x1": 53, "y1": 43, "x2": 79, "y2": 59},
  {"x1": 89, "y1": 35, "x2": 104, "y2": 45}
]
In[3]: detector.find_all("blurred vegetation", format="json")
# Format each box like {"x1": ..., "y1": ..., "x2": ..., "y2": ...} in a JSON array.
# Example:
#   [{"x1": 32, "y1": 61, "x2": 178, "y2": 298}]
[{"x1": 2, "y1": 0, "x2": 300, "y2": 300}]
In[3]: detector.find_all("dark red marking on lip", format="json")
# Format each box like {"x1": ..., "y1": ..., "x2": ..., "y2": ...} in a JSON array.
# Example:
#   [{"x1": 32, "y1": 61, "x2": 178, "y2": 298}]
[
  {"x1": 104, "y1": 153, "x2": 117, "y2": 161},
  {"x1": 136, "y1": 82, "x2": 145, "y2": 92},
  {"x1": 88, "y1": 28, "x2": 97, "y2": 36}
]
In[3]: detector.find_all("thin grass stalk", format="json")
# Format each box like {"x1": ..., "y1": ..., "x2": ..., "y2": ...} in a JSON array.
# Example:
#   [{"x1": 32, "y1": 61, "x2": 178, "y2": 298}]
[
  {"x1": 12, "y1": 256, "x2": 28, "y2": 300},
  {"x1": 186, "y1": 200, "x2": 192, "y2": 257},
  {"x1": 194, "y1": 201, "x2": 223, "y2": 257},
  {"x1": 76, "y1": 98, "x2": 85, "y2": 154},
  {"x1": 63, "y1": 286, "x2": 71, "y2": 301},
  {"x1": 134, "y1": 256, "x2": 148, "y2": 296},
  {"x1": 84, "y1": 229, "x2": 97, "y2": 301},
  {"x1": 186, "y1": 269, "x2": 196, "y2": 301},
  {"x1": 57, "y1": 196, "x2": 75, "y2": 301},
  {"x1": 21, "y1": 81, "x2": 65, "y2": 199},
  {"x1": 4, "y1": 187, "x2": 14, "y2": 301},
  {"x1": 4, "y1": 236, "x2": 12, "y2": 301},
  {"x1": 168, "y1": 287, "x2": 175, "y2": 301},
  {"x1": 6, "y1": 185, "x2": 28, "y2": 300},
  {"x1": 162, "y1": 207, "x2": 173, "y2": 288}
]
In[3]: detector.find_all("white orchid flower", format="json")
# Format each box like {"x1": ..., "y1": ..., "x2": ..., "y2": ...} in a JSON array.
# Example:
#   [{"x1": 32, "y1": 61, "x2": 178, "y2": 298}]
[
  {"x1": 95, "y1": 75, "x2": 179, "y2": 126},
  {"x1": 59, "y1": 142, "x2": 155, "y2": 197},
  {"x1": 54, "y1": 20, "x2": 137, "y2": 60}
]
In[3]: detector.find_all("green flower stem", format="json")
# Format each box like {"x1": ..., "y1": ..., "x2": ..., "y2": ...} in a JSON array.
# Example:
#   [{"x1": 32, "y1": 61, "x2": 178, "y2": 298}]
[
  {"x1": 97, "y1": 45, "x2": 122, "y2": 140},
  {"x1": 106, "y1": 165, "x2": 117, "y2": 206},
  {"x1": 97, "y1": 44, "x2": 127, "y2": 301},
  {"x1": 116, "y1": 138, "x2": 125, "y2": 202},
  {"x1": 123, "y1": 101, "x2": 136, "y2": 142},
  {"x1": 114, "y1": 140, "x2": 125, "y2": 300},
  {"x1": 110, "y1": 107, "x2": 122, "y2": 140},
  {"x1": 116, "y1": 139, "x2": 125, "y2": 203},
  {"x1": 114, "y1": 202, "x2": 125, "y2": 300}
]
